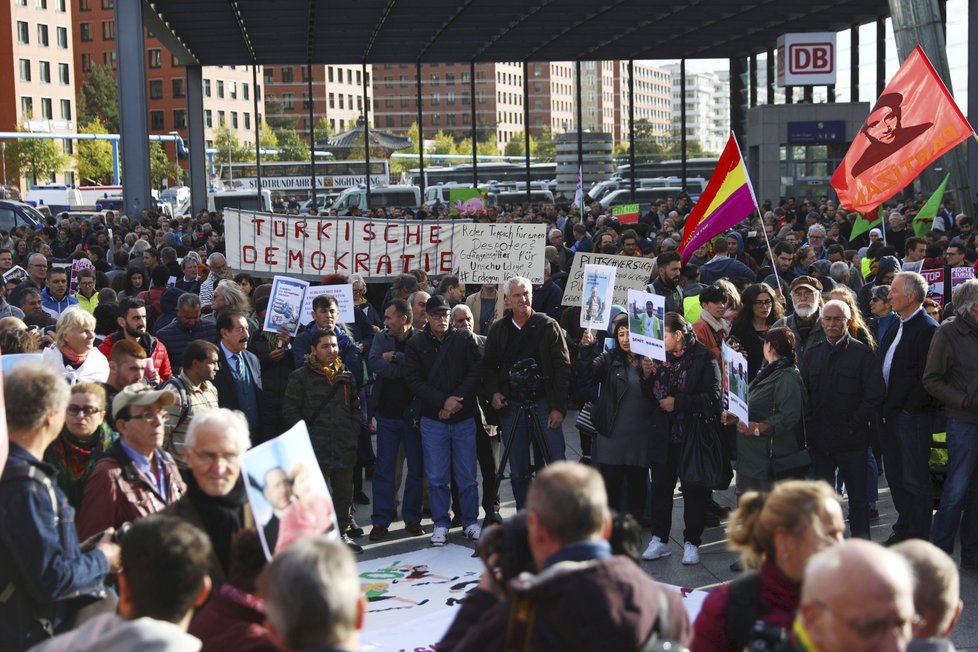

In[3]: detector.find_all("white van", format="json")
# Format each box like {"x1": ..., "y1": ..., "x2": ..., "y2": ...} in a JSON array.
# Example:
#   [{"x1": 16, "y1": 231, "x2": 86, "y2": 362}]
[
  {"x1": 332, "y1": 185, "x2": 421, "y2": 215},
  {"x1": 26, "y1": 185, "x2": 85, "y2": 213},
  {"x1": 207, "y1": 189, "x2": 272, "y2": 213},
  {"x1": 485, "y1": 190, "x2": 554, "y2": 207},
  {"x1": 161, "y1": 186, "x2": 192, "y2": 213},
  {"x1": 599, "y1": 187, "x2": 684, "y2": 212}
]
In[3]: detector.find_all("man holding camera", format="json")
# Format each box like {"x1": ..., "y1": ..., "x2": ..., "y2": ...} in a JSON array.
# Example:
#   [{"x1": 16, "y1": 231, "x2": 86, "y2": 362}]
[
  {"x1": 483, "y1": 276, "x2": 571, "y2": 509},
  {"x1": 439, "y1": 462, "x2": 691, "y2": 651}
]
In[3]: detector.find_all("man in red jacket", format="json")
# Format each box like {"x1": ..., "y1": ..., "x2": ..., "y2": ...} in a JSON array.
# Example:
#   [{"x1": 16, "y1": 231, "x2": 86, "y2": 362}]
[{"x1": 98, "y1": 296, "x2": 172, "y2": 383}]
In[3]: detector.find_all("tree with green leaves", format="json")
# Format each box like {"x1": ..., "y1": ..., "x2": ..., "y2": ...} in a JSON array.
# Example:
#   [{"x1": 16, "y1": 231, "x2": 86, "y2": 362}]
[
  {"x1": 77, "y1": 64, "x2": 119, "y2": 133},
  {"x1": 313, "y1": 117, "x2": 334, "y2": 145},
  {"x1": 9, "y1": 120, "x2": 69, "y2": 185},
  {"x1": 504, "y1": 131, "x2": 538, "y2": 157},
  {"x1": 75, "y1": 118, "x2": 114, "y2": 184},
  {"x1": 149, "y1": 141, "x2": 181, "y2": 190},
  {"x1": 264, "y1": 95, "x2": 298, "y2": 132},
  {"x1": 211, "y1": 125, "x2": 252, "y2": 166},
  {"x1": 273, "y1": 128, "x2": 309, "y2": 161}
]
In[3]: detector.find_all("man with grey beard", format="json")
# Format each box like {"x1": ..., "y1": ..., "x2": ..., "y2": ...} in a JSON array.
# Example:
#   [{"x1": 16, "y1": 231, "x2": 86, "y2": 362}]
[{"x1": 772, "y1": 275, "x2": 828, "y2": 369}]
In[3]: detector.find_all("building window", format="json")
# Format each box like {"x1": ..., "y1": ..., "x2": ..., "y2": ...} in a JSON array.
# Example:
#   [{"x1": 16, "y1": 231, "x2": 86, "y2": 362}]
[
  {"x1": 58, "y1": 63, "x2": 68, "y2": 84},
  {"x1": 101, "y1": 20, "x2": 113, "y2": 40},
  {"x1": 217, "y1": 110, "x2": 225, "y2": 126},
  {"x1": 264, "y1": 69, "x2": 273, "y2": 84},
  {"x1": 78, "y1": 22, "x2": 91, "y2": 42},
  {"x1": 21, "y1": 97, "x2": 33, "y2": 118},
  {"x1": 399, "y1": 75, "x2": 407, "y2": 88},
  {"x1": 102, "y1": 50, "x2": 116, "y2": 69},
  {"x1": 172, "y1": 78, "x2": 185, "y2": 98},
  {"x1": 430, "y1": 74, "x2": 439, "y2": 87},
  {"x1": 327, "y1": 67, "x2": 334, "y2": 82},
  {"x1": 328, "y1": 93, "x2": 335, "y2": 109},
  {"x1": 229, "y1": 81, "x2": 237, "y2": 100},
  {"x1": 204, "y1": 79, "x2": 211, "y2": 97},
  {"x1": 17, "y1": 21, "x2": 29, "y2": 44},
  {"x1": 100, "y1": 0, "x2": 113, "y2": 7},
  {"x1": 81, "y1": 53, "x2": 91, "y2": 72},
  {"x1": 338, "y1": 94, "x2": 344, "y2": 110},
  {"x1": 399, "y1": 95, "x2": 408, "y2": 108},
  {"x1": 216, "y1": 80, "x2": 224, "y2": 98},
  {"x1": 231, "y1": 112, "x2": 238, "y2": 129},
  {"x1": 150, "y1": 110, "x2": 164, "y2": 131},
  {"x1": 148, "y1": 48, "x2": 161, "y2": 68},
  {"x1": 281, "y1": 67, "x2": 293, "y2": 83},
  {"x1": 79, "y1": 0, "x2": 90, "y2": 9},
  {"x1": 60, "y1": 99, "x2": 71, "y2": 120},
  {"x1": 41, "y1": 98, "x2": 53, "y2": 119},
  {"x1": 447, "y1": 92, "x2": 455, "y2": 105},
  {"x1": 302, "y1": 93, "x2": 310, "y2": 110},
  {"x1": 346, "y1": 69, "x2": 352, "y2": 84},
  {"x1": 446, "y1": 73, "x2": 455, "y2": 85},
  {"x1": 39, "y1": 61, "x2": 51, "y2": 83},
  {"x1": 243, "y1": 83, "x2": 249, "y2": 100},
  {"x1": 57, "y1": 0, "x2": 65, "y2": 10},
  {"x1": 205, "y1": 110, "x2": 212, "y2": 128},
  {"x1": 244, "y1": 113, "x2": 250, "y2": 130},
  {"x1": 431, "y1": 93, "x2": 440, "y2": 106},
  {"x1": 148, "y1": 79, "x2": 163, "y2": 99},
  {"x1": 57, "y1": 26, "x2": 67, "y2": 48},
  {"x1": 19, "y1": 60, "x2": 31, "y2": 82},
  {"x1": 37, "y1": 24, "x2": 49, "y2": 46},
  {"x1": 174, "y1": 109, "x2": 187, "y2": 129},
  {"x1": 37, "y1": 0, "x2": 47, "y2": 8},
  {"x1": 283, "y1": 93, "x2": 294, "y2": 110},
  {"x1": 16, "y1": 0, "x2": 27, "y2": 6}
]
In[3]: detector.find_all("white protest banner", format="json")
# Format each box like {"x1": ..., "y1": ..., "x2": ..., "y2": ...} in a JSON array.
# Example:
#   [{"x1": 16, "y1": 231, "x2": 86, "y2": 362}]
[
  {"x1": 242, "y1": 421, "x2": 339, "y2": 559},
  {"x1": 626, "y1": 289, "x2": 665, "y2": 361},
  {"x1": 300, "y1": 284, "x2": 355, "y2": 325},
  {"x1": 454, "y1": 222, "x2": 546, "y2": 285},
  {"x1": 580, "y1": 264, "x2": 616, "y2": 329},
  {"x1": 722, "y1": 342, "x2": 749, "y2": 424},
  {"x1": 264, "y1": 275, "x2": 309, "y2": 336},
  {"x1": 562, "y1": 252, "x2": 655, "y2": 308}
]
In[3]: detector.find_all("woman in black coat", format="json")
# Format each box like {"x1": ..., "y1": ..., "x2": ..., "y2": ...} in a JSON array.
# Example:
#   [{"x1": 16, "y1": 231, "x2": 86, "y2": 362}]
[{"x1": 641, "y1": 312, "x2": 723, "y2": 566}]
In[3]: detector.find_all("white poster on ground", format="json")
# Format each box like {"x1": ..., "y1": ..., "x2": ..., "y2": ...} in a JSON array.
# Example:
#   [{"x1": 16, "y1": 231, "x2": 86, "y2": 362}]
[
  {"x1": 579, "y1": 264, "x2": 616, "y2": 329},
  {"x1": 626, "y1": 289, "x2": 665, "y2": 361},
  {"x1": 722, "y1": 342, "x2": 749, "y2": 424}
]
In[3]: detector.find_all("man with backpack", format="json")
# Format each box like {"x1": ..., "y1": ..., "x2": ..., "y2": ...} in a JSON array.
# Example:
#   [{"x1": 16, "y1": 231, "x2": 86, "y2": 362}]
[{"x1": 162, "y1": 339, "x2": 220, "y2": 467}]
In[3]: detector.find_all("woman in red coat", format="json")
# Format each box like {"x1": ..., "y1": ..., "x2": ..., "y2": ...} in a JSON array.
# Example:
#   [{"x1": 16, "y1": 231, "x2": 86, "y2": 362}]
[{"x1": 691, "y1": 480, "x2": 846, "y2": 652}]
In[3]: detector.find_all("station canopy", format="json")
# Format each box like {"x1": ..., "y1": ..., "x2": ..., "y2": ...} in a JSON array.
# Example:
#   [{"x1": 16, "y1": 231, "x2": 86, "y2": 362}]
[{"x1": 149, "y1": 0, "x2": 890, "y2": 65}]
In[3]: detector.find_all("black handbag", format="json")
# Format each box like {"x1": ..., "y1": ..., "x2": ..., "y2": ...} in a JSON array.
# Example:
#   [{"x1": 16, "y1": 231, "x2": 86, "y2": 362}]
[
  {"x1": 768, "y1": 414, "x2": 811, "y2": 480},
  {"x1": 680, "y1": 413, "x2": 728, "y2": 490}
]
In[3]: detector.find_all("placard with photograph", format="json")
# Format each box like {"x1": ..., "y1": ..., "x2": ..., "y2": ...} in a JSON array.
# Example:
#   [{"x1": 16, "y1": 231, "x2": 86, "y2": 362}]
[
  {"x1": 722, "y1": 342, "x2": 749, "y2": 425},
  {"x1": 626, "y1": 289, "x2": 665, "y2": 361},
  {"x1": 264, "y1": 275, "x2": 310, "y2": 336},
  {"x1": 579, "y1": 264, "x2": 616, "y2": 329}
]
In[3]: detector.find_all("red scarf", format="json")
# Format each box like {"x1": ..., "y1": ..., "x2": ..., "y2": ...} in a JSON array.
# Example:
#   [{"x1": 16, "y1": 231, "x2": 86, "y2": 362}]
[{"x1": 61, "y1": 346, "x2": 89, "y2": 367}]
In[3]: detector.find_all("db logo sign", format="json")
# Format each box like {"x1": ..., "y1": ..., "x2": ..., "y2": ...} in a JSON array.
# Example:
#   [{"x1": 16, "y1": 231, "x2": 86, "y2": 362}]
[{"x1": 777, "y1": 33, "x2": 837, "y2": 86}]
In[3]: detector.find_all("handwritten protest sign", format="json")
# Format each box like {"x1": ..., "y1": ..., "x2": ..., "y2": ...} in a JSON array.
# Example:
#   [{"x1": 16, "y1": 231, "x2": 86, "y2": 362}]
[
  {"x1": 454, "y1": 222, "x2": 546, "y2": 285},
  {"x1": 562, "y1": 252, "x2": 655, "y2": 307}
]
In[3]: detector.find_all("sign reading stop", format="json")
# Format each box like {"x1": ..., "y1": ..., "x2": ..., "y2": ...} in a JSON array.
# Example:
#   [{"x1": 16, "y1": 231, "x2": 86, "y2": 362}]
[{"x1": 777, "y1": 32, "x2": 837, "y2": 87}]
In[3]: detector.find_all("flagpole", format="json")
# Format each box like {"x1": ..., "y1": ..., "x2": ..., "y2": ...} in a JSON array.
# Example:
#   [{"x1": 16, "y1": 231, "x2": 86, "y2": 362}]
[{"x1": 732, "y1": 130, "x2": 783, "y2": 295}]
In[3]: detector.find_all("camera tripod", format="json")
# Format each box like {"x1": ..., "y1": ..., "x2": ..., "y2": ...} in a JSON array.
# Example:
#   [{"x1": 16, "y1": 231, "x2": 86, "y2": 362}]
[{"x1": 493, "y1": 398, "x2": 554, "y2": 498}]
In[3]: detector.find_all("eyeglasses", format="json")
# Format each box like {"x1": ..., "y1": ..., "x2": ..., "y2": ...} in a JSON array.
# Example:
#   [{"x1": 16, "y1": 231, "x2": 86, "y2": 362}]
[
  {"x1": 125, "y1": 409, "x2": 165, "y2": 423},
  {"x1": 191, "y1": 450, "x2": 241, "y2": 466},
  {"x1": 813, "y1": 599, "x2": 918, "y2": 641},
  {"x1": 753, "y1": 299, "x2": 773, "y2": 307},
  {"x1": 67, "y1": 404, "x2": 102, "y2": 416}
]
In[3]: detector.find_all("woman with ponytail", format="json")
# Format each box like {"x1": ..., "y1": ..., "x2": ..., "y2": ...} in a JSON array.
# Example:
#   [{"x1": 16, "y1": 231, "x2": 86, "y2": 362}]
[{"x1": 691, "y1": 480, "x2": 845, "y2": 652}]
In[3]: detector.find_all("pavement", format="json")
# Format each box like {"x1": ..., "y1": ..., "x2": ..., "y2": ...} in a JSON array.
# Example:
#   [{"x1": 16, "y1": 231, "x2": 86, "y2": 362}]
[{"x1": 354, "y1": 414, "x2": 978, "y2": 650}]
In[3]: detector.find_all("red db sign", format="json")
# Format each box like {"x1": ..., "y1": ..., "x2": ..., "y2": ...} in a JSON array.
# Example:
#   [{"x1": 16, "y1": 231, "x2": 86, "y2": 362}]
[
  {"x1": 777, "y1": 33, "x2": 837, "y2": 86},
  {"x1": 789, "y1": 43, "x2": 834, "y2": 75}
]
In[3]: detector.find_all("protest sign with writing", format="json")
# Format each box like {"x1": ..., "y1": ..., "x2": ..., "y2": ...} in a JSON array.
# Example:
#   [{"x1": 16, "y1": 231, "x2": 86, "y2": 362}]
[
  {"x1": 922, "y1": 268, "x2": 945, "y2": 306},
  {"x1": 722, "y1": 342, "x2": 749, "y2": 424},
  {"x1": 580, "y1": 264, "x2": 616, "y2": 329},
  {"x1": 454, "y1": 222, "x2": 546, "y2": 285},
  {"x1": 300, "y1": 284, "x2": 355, "y2": 325},
  {"x1": 2, "y1": 265, "x2": 26, "y2": 285},
  {"x1": 952, "y1": 266, "x2": 975, "y2": 290},
  {"x1": 562, "y1": 252, "x2": 655, "y2": 307},
  {"x1": 626, "y1": 289, "x2": 665, "y2": 360},
  {"x1": 264, "y1": 275, "x2": 309, "y2": 335}
]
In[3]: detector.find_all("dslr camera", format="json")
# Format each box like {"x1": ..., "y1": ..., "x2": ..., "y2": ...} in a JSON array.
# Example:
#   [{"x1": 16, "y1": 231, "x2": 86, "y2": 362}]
[{"x1": 508, "y1": 358, "x2": 544, "y2": 401}]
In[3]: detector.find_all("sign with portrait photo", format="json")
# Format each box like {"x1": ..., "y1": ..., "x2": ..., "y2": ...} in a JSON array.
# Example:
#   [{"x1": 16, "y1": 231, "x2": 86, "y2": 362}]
[
  {"x1": 722, "y1": 342, "x2": 750, "y2": 424},
  {"x1": 263, "y1": 275, "x2": 310, "y2": 336},
  {"x1": 579, "y1": 264, "x2": 616, "y2": 329},
  {"x1": 626, "y1": 289, "x2": 665, "y2": 361}
]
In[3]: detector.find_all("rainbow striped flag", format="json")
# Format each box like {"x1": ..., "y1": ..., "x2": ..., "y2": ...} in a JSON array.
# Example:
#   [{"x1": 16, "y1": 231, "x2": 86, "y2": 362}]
[{"x1": 678, "y1": 133, "x2": 758, "y2": 264}]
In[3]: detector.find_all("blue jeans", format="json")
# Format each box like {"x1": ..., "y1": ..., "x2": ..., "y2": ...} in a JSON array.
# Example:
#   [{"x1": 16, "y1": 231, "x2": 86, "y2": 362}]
[
  {"x1": 881, "y1": 412, "x2": 935, "y2": 541},
  {"x1": 932, "y1": 418, "x2": 978, "y2": 555},
  {"x1": 499, "y1": 399, "x2": 567, "y2": 509},
  {"x1": 420, "y1": 417, "x2": 479, "y2": 529},
  {"x1": 813, "y1": 448, "x2": 870, "y2": 539},
  {"x1": 371, "y1": 415, "x2": 424, "y2": 528}
]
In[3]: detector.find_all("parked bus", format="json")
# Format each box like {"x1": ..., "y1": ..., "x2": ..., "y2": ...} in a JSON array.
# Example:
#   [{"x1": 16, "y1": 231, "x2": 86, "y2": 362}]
[
  {"x1": 403, "y1": 162, "x2": 556, "y2": 187},
  {"x1": 218, "y1": 160, "x2": 390, "y2": 209}
]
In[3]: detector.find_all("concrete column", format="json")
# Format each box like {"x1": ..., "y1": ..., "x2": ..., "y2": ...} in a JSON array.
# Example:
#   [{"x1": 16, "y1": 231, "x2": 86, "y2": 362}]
[
  {"x1": 185, "y1": 65, "x2": 207, "y2": 216},
  {"x1": 115, "y1": 0, "x2": 151, "y2": 221}
]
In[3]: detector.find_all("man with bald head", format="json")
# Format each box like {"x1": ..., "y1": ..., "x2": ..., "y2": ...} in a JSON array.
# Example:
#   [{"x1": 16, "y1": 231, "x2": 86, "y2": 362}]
[{"x1": 792, "y1": 539, "x2": 916, "y2": 652}]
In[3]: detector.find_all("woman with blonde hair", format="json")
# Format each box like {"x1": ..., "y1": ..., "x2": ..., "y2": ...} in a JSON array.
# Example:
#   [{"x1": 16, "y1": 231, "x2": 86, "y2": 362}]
[
  {"x1": 691, "y1": 480, "x2": 845, "y2": 651},
  {"x1": 42, "y1": 307, "x2": 109, "y2": 384}
]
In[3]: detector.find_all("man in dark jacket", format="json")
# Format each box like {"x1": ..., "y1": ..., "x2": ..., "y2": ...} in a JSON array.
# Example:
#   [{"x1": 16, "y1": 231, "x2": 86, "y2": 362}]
[
  {"x1": 483, "y1": 276, "x2": 571, "y2": 510},
  {"x1": 648, "y1": 250, "x2": 684, "y2": 314},
  {"x1": 155, "y1": 293, "x2": 219, "y2": 375},
  {"x1": 878, "y1": 271, "x2": 940, "y2": 545},
  {"x1": 923, "y1": 279, "x2": 978, "y2": 567},
  {"x1": 699, "y1": 235, "x2": 755, "y2": 285},
  {"x1": 802, "y1": 300, "x2": 886, "y2": 539},
  {"x1": 772, "y1": 276, "x2": 827, "y2": 368},
  {"x1": 438, "y1": 462, "x2": 692, "y2": 652},
  {"x1": 404, "y1": 293, "x2": 483, "y2": 547}
]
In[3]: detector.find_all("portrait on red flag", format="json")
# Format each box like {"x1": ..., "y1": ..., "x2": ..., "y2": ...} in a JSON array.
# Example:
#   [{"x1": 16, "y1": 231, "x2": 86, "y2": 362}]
[{"x1": 831, "y1": 46, "x2": 972, "y2": 214}]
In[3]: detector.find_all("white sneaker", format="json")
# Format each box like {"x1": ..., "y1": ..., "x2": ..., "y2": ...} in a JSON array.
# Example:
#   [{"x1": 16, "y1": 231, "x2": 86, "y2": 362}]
[
  {"x1": 463, "y1": 524, "x2": 482, "y2": 541},
  {"x1": 682, "y1": 542, "x2": 700, "y2": 565},
  {"x1": 641, "y1": 536, "x2": 672, "y2": 561},
  {"x1": 431, "y1": 526, "x2": 448, "y2": 546}
]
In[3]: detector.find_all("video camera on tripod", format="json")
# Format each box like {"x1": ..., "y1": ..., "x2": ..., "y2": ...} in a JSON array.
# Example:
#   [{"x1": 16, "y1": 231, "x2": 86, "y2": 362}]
[{"x1": 507, "y1": 358, "x2": 545, "y2": 401}]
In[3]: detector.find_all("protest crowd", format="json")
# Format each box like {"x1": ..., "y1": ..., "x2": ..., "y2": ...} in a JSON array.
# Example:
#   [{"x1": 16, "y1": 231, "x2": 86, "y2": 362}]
[{"x1": 1, "y1": 185, "x2": 977, "y2": 652}]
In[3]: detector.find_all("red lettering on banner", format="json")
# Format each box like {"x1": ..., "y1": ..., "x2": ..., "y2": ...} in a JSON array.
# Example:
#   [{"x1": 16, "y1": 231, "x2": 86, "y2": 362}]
[
  {"x1": 252, "y1": 218, "x2": 266, "y2": 236},
  {"x1": 376, "y1": 255, "x2": 392, "y2": 275},
  {"x1": 242, "y1": 246, "x2": 257, "y2": 264},
  {"x1": 344, "y1": 222, "x2": 351, "y2": 241},
  {"x1": 429, "y1": 225, "x2": 442, "y2": 244},
  {"x1": 335, "y1": 251, "x2": 349, "y2": 270},
  {"x1": 354, "y1": 253, "x2": 370, "y2": 273},
  {"x1": 363, "y1": 223, "x2": 376, "y2": 241},
  {"x1": 439, "y1": 251, "x2": 453, "y2": 272},
  {"x1": 400, "y1": 253, "x2": 415, "y2": 271},
  {"x1": 317, "y1": 222, "x2": 332, "y2": 240},
  {"x1": 421, "y1": 253, "x2": 431, "y2": 271},
  {"x1": 294, "y1": 221, "x2": 308, "y2": 238},
  {"x1": 287, "y1": 250, "x2": 303, "y2": 269},
  {"x1": 405, "y1": 225, "x2": 421, "y2": 245},
  {"x1": 264, "y1": 247, "x2": 279, "y2": 265},
  {"x1": 273, "y1": 220, "x2": 286, "y2": 238},
  {"x1": 384, "y1": 225, "x2": 398, "y2": 244},
  {"x1": 309, "y1": 251, "x2": 327, "y2": 271}
]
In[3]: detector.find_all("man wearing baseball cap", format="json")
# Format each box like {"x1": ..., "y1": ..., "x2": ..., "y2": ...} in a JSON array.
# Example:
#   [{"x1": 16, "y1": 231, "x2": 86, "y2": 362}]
[
  {"x1": 772, "y1": 276, "x2": 828, "y2": 367},
  {"x1": 77, "y1": 384, "x2": 186, "y2": 540}
]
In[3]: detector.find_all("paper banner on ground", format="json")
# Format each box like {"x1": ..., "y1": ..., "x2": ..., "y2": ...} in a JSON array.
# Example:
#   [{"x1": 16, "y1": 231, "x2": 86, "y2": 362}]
[
  {"x1": 580, "y1": 264, "x2": 617, "y2": 329},
  {"x1": 299, "y1": 284, "x2": 355, "y2": 325},
  {"x1": 242, "y1": 421, "x2": 338, "y2": 560},
  {"x1": 453, "y1": 222, "x2": 546, "y2": 285},
  {"x1": 562, "y1": 252, "x2": 655, "y2": 308},
  {"x1": 922, "y1": 268, "x2": 945, "y2": 306},
  {"x1": 626, "y1": 289, "x2": 665, "y2": 361},
  {"x1": 263, "y1": 275, "x2": 309, "y2": 335},
  {"x1": 722, "y1": 342, "x2": 749, "y2": 424}
]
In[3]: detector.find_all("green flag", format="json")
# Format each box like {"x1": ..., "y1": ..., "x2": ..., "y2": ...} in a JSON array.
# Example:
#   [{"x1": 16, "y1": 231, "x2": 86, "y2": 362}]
[
  {"x1": 850, "y1": 206, "x2": 883, "y2": 241},
  {"x1": 913, "y1": 173, "x2": 950, "y2": 237}
]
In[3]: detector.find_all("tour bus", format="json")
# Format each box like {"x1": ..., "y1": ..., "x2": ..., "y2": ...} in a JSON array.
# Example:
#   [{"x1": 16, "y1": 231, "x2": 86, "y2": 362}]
[
  {"x1": 207, "y1": 189, "x2": 273, "y2": 213},
  {"x1": 331, "y1": 185, "x2": 421, "y2": 215}
]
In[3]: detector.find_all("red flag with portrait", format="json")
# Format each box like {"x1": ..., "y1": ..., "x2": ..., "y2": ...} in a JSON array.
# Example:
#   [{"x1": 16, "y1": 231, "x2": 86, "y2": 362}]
[{"x1": 831, "y1": 45, "x2": 974, "y2": 214}]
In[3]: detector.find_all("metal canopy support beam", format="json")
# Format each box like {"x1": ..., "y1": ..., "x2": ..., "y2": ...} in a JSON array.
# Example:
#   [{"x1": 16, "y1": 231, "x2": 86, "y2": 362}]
[
  {"x1": 363, "y1": 61, "x2": 371, "y2": 205},
  {"x1": 416, "y1": 62, "x2": 425, "y2": 197},
  {"x1": 803, "y1": 86, "x2": 814, "y2": 103},
  {"x1": 749, "y1": 54, "x2": 757, "y2": 108},
  {"x1": 628, "y1": 60, "x2": 635, "y2": 200},
  {"x1": 523, "y1": 61, "x2": 530, "y2": 204},
  {"x1": 969, "y1": 0, "x2": 978, "y2": 201},
  {"x1": 308, "y1": 63, "x2": 316, "y2": 206},
  {"x1": 116, "y1": 0, "x2": 151, "y2": 221},
  {"x1": 680, "y1": 59, "x2": 687, "y2": 189},
  {"x1": 140, "y1": 0, "x2": 198, "y2": 66},
  {"x1": 186, "y1": 65, "x2": 206, "y2": 216},
  {"x1": 876, "y1": 18, "x2": 886, "y2": 96},
  {"x1": 851, "y1": 24, "x2": 860, "y2": 102},
  {"x1": 730, "y1": 57, "x2": 746, "y2": 145},
  {"x1": 470, "y1": 61, "x2": 477, "y2": 187},
  {"x1": 575, "y1": 60, "x2": 583, "y2": 191},
  {"x1": 767, "y1": 49, "x2": 774, "y2": 104},
  {"x1": 253, "y1": 64, "x2": 262, "y2": 200}
]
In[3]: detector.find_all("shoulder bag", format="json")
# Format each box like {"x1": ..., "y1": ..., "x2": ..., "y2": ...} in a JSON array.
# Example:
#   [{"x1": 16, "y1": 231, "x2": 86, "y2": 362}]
[
  {"x1": 768, "y1": 393, "x2": 811, "y2": 480},
  {"x1": 680, "y1": 413, "x2": 727, "y2": 490}
]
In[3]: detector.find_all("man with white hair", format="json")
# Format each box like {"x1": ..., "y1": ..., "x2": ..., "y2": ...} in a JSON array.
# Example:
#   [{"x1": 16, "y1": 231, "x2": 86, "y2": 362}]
[
  {"x1": 772, "y1": 276, "x2": 827, "y2": 367},
  {"x1": 892, "y1": 539, "x2": 963, "y2": 643},
  {"x1": 924, "y1": 279, "x2": 978, "y2": 568},
  {"x1": 807, "y1": 224, "x2": 828, "y2": 260},
  {"x1": 163, "y1": 408, "x2": 252, "y2": 587},
  {"x1": 198, "y1": 253, "x2": 231, "y2": 310},
  {"x1": 802, "y1": 299, "x2": 886, "y2": 539},
  {"x1": 548, "y1": 228, "x2": 572, "y2": 272},
  {"x1": 791, "y1": 539, "x2": 916, "y2": 652}
]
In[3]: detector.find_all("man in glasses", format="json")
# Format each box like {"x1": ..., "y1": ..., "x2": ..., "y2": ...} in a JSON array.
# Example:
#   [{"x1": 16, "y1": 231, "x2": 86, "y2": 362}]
[
  {"x1": 9, "y1": 253, "x2": 48, "y2": 307},
  {"x1": 77, "y1": 384, "x2": 185, "y2": 541}
]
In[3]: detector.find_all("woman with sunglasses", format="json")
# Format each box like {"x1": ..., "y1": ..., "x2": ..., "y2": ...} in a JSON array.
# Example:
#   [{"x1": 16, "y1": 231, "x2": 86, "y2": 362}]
[{"x1": 44, "y1": 382, "x2": 116, "y2": 509}]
